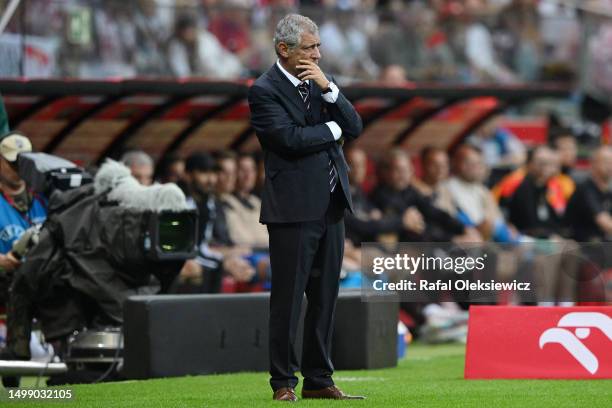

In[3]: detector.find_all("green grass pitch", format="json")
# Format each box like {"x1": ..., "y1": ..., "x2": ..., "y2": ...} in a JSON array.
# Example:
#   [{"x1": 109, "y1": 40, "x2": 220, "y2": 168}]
[{"x1": 7, "y1": 343, "x2": 611, "y2": 407}]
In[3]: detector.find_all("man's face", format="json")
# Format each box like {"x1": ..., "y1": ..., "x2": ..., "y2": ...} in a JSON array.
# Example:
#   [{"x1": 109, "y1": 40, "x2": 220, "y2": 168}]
[
  {"x1": 237, "y1": 157, "x2": 257, "y2": 193},
  {"x1": 530, "y1": 148, "x2": 560, "y2": 185},
  {"x1": 279, "y1": 31, "x2": 321, "y2": 77},
  {"x1": 458, "y1": 149, "x2": 485, "y2": 183},
  {"x1": 423, "y1": 151, "x2": 449, "y2": 186},
  {"x1": 477, "y1": 116, "x2": 501, "y2": 139},
  {"x1": 593, "y1": 149, "x2": 612, "y2": 182},
  {"x1": 555, "y1": 136, "x2": 577, "y2": 168},
  {"x1": 130, "y1": 163, "x2": 154, "y2": 186},
  {"x1": 190, "y1": 170, "x2": 217, "y2": 195},
  {"x1": 165, "y1": 161, "x2": 185, "y2": 184},
  {"x1": 181, "y1": 26, "x2": 198, "y2": 45},
  {"x1": 347, "y1": 149, "x2": 367, "y2": 186},
  {"x1": 0, "y1": 157, "x2": 22, "y2": 188},
  {"x1": 216, "y1": 158, "x2": 237, "y2": 194},
  {"x1": 387, "y1": 156, "x2": 412, "y2": 191}
]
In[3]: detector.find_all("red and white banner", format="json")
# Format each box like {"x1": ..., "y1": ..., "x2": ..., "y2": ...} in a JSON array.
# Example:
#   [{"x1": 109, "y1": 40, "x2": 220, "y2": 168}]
[{"x1": 465, "y1": 306, "x2": 612, "y2": 379}]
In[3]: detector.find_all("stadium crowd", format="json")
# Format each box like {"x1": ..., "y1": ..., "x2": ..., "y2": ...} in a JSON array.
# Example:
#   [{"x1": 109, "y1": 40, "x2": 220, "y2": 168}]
[{"x1": 1, "y1": 0, "x2": 588, "y2": 83}]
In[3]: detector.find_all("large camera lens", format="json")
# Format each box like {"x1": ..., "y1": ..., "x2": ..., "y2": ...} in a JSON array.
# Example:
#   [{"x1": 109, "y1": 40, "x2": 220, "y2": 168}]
[{"x1": 157, "y1": 212, "x2": 196, "y2": 253}]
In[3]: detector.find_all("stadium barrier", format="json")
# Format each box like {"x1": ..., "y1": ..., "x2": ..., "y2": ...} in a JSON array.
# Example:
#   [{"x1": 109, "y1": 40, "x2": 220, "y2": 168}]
[{"x1": 123, "y1": 291, "x2": 397, "y2": 379}]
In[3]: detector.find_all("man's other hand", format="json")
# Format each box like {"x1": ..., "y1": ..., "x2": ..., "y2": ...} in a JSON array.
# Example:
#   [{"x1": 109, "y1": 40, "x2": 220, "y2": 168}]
[
  {"x1": 0, "y1": 252, "x2": 20, "y2": 272},
  {"x1": 402, "y1": 207, "x2": 425, "y2": 234},
  {"x1": 224, "y1": 256, "x2": 256, "y2": 283}
]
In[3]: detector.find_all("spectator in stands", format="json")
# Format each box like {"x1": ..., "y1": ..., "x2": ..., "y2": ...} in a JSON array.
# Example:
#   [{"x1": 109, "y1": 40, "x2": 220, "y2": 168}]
[
  {"x1": 565, "y1": 146, "x2": 612, "y2": 242},
  {"x1": 178, "y1": 152, "x2": 254, "y2": 293},
  {"x1": 344, "y1": 147, "x2": 413, "y2": 245},
  {"x1": 167, "y1": 14, "x2": 243, "y2": 78},
  {"x1": 207, "y1": 1, "x2": 252, "y2": 55},
  {"x1": 463, "y1": 4, "x2": 518, "y2": 83},
  {"x1": 369, "y1": 7, "x2": 422, "y2": 81},
  {"x1": 369, "y1": 148, "x2": 469, "y2": 242},
  {"x1": 222, "y1": 153, "x2": 269, "y2": 249},
  {"x1": 549, "y1": 127, "x2": 581, "y2": 183},
  {"x1": 132, "y1": 0, "x2": 175, "y2": 75},
  {"x1": 506, "y1": 145, "x2": 566, "y2": 238},
  {"x1": 446, "y1": 145, "x2": 515, "y2": 242},
  {"x1": 215, "y1": 150, "x2": 238, "y2": 198},
  {"x1": 183, "y1": 152, "x2": 232, "y2": 247},
  {"x1": 468, "y1": 115, "x2": 526, "y2": 181},
  {"x1": 506, "y1": 146, "x2": 579, "y2": 304},
  {"x1": 412, "y1": 146, "x2": 455, "y2": 215},
  {"x1": 493, "y1": 147, "x2": 575, "y2": 215},
  {"x1": 496, "y1": 0, "x2": 542, "y2": 82},
  {"x1": 319, "y1": 8, "x2": 379, "y2": 80},
  {"x1": 155, "y1": 153, "x2": 185, "y2": 185},
  {"x1": 379, "y1": 65, "x2": 412, "y2": 87},
  {"x1": 120, "y1": 150, "x2": 154, "y2": 186},
  {"x1": 412, "y1": 4, "x2": 458, "y2": 81},
  {"x1": 89, "y1": 3, "x2": 138, "y2": 77}
]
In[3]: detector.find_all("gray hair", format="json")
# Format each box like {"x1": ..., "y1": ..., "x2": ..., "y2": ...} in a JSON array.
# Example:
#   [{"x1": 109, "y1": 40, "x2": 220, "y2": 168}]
[
  {"x1": 273, "y1": 14, "x2": 318, "y2": 57},
  {"x1": 120, "y1": 150, "x2": 153, "y2": 168}
]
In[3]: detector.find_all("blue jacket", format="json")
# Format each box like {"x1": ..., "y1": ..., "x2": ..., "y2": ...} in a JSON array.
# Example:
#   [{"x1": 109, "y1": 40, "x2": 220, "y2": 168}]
[{"x1": 0, "y1": 192, "x2": 47, "y2": 254}]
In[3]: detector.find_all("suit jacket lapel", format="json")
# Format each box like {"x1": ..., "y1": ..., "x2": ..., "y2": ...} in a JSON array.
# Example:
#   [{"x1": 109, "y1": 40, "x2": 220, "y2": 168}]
[{"x1": 270, "y1": 64, "x2": 307, "y2": 114}]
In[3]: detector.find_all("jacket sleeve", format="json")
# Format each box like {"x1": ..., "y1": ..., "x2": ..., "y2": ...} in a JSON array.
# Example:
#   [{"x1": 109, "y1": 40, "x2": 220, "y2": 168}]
[
  {"x1": 415, "y1": 192, "x2": 465, "y2": 235},
  {"x1": 325, "y1": 88, "x2": 363, "y2": 141},
  {"x1": 345, "y1": 213, "x2": 403, "y2": 241},
  {"x1": 248, "y1": 84, "x2": 337, "y2": 156}
]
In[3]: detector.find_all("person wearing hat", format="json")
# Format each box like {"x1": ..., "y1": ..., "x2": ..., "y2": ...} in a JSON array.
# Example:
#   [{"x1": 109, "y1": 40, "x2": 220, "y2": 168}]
[
  {"x1": 0, "y1": 132, "x2": 47, "y2": 271},
  {"x1": 0, "y1": 132, "x2": 48, "y2": 387}
]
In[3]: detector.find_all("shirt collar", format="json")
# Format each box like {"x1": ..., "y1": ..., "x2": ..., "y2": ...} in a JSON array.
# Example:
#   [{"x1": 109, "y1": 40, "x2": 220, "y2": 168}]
[{"x1": 276, "y1": 60, "x2": 308, "y2": 87}]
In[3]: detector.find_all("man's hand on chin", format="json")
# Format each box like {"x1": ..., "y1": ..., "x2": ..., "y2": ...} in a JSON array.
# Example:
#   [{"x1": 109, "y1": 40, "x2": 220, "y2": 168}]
[{"x1": 297, "y1": 59, "x2": 330, "y2": 90}]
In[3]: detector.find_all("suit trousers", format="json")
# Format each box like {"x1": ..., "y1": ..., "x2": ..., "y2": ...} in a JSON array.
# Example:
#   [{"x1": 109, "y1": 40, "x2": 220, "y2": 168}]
[{"x1": 267, "y1": 188, "x2": 346, "y2": 391}]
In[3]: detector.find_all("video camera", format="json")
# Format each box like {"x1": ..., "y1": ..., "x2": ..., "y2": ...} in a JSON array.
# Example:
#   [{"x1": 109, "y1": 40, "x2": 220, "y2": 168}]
[
  {"x1": 13, "y1": 152, "x2": 197, "y2": 262},
  {"x1": 17, "y1": 152, "x2": 93, "y2": 197}
]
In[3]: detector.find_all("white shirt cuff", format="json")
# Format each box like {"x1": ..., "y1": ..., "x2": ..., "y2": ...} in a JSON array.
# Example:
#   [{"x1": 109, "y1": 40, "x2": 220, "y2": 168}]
[
  {"x1": 326, "y1": 121, "x2": 342, "y2": 141},
  {"x1": 321, "y1": 82, "x2": 339, "y2": 103}
]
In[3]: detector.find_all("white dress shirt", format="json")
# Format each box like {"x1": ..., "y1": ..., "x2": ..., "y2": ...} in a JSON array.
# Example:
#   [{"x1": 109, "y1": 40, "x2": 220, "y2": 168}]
[{"x1": 275, "y1": 60, "x2": 342, "y2": 140}]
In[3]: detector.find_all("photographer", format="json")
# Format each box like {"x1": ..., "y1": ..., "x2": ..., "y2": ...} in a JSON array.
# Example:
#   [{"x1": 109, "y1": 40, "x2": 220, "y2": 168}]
[
  {"x1": 0, "y1": 133, "x2": 48, "y2": 388},
  {"x1": 1, "y1": 154, "x2": 196, "y2": 386},
  {"x1": 0, "y1": 133, "x2": 47, "y2": 301}
]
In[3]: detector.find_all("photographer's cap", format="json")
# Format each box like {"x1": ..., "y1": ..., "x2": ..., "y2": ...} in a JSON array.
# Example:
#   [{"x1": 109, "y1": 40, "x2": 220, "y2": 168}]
[{"x1": 0, "y1": 132, "x2": 32, "y2": 162}]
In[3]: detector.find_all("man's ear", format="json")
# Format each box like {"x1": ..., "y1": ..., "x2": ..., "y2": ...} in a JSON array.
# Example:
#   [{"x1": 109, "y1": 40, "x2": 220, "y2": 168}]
[{"x1": 277, "y1": 42, "x2": 290, "y2": 58}]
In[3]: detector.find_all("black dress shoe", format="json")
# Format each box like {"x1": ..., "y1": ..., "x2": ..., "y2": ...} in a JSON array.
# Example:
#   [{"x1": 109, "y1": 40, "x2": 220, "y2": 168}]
[{"x1": 302, "y1": 385, "x2": 366, "y2": 400}]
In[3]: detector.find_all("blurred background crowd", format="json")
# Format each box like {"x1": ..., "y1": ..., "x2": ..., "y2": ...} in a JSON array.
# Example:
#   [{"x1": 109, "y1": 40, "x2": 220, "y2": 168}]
[{"x1": 0, "y1": 0, "x2": 609, "y2": 88}]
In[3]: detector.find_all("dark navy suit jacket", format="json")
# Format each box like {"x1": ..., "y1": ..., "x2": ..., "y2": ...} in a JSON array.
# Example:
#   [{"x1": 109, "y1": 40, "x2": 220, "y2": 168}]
[{"x1": 248, "y1": 64, "x2": 363, "y2": 224}]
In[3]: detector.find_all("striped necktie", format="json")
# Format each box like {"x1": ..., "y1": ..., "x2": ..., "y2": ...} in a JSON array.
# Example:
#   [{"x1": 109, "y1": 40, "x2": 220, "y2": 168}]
[
  {"x1": 297, "y1": 81, "x2": 310, "y2": 111},
  {"x1": 297, "y1": 81, "x2": 337, "y2": 192}
]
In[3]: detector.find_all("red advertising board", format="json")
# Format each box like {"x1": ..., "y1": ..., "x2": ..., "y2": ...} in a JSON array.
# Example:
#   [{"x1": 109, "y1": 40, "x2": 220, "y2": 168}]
[{"x1": 465, "y1": 306, "x2": 612, "y2": 379}]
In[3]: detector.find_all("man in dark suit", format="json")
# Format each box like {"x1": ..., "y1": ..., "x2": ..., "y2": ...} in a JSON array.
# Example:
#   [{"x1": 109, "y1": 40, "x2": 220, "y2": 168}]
[{"x1": 248, "y1": 14, "x2": 363, "y2": 402}]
